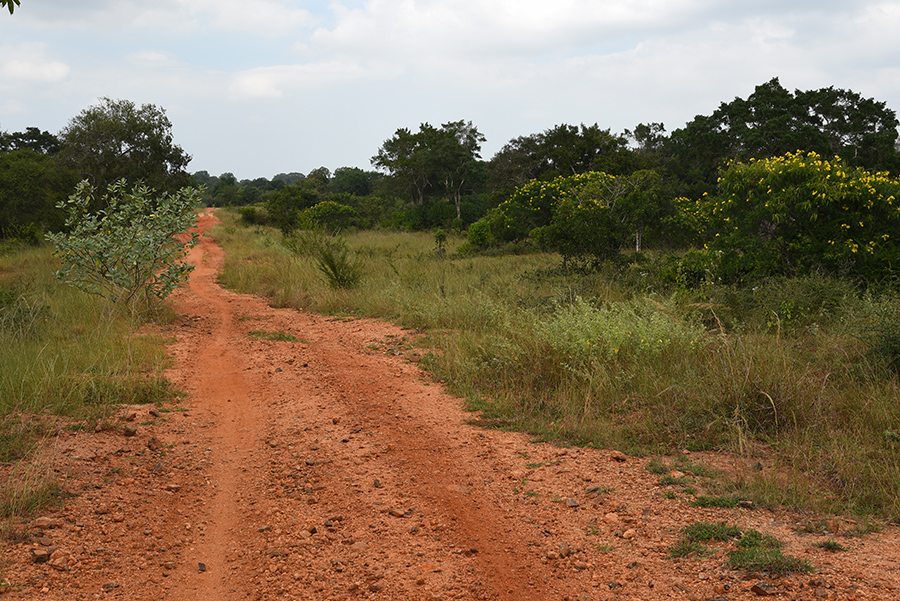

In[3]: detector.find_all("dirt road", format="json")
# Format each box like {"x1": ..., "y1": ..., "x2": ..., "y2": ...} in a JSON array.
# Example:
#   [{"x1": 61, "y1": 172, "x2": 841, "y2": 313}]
[{"x1": 4, "y1": 211, "x2": 900, "y2": 600}]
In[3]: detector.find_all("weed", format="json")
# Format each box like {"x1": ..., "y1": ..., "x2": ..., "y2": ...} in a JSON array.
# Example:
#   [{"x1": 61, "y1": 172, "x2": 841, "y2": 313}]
[
  {"x1": 814, "y1": 539, "x2": 848, "y2": 552},
  {"x1": 682, "y1": 522, "x2": 742, "y2": 542},
  {"x1": 726, "y1": 547, "x2": 812, "y2": 574},
  {"x1": 248, "y1": 330, "x2": 299, "y2": 342},
  {"x1": 646, "y1": 458, "x2": 669, "y2": 475},
  {"x1": 668, "y1": 538, "x2": 709, "y2": 558},
  {"x1": 662, "y1": 490, "x2": 677, "y2": 499}
]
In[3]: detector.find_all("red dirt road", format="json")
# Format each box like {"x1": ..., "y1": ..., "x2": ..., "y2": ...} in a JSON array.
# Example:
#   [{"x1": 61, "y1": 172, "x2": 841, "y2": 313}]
[{"x1": 3, "y1": 211, "x2": 900, "y2": 600}]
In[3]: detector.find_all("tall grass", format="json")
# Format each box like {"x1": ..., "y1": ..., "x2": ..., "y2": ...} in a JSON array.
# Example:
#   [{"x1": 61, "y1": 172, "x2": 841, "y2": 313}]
[
  {"x1": 212, "y1": 211, "x2": 900, "y2": 519},
  {"x1": 0, "y1": 244, "x2": 174, "y2": 520}
]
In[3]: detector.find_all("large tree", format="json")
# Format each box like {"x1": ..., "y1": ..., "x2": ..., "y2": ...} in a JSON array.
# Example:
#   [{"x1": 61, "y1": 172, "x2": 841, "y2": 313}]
[
  {"x1": 486, "y1": 124, "x2": 634, "y2": 201},
  {"x1": 372, "y1": 121, "x2": 485, "y2": 215},
  {"x1": 58, "y1": 98, "x2": 192, "y2": 195},
  {"x1": 667, "y1": 78, "x2": 900, "y2": 194},
  {"x1": 0, "y1": 149, "x2": 77, "y2": 239}
]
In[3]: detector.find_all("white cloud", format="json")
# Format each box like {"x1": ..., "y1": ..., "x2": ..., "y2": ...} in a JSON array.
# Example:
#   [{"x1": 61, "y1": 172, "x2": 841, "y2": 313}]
[
  {"x1": 0, "y1": 43, "x2": 70, "y2": 84},
  {"x1": 228, "y1": 60, "x2": 397, "y2": 99}
]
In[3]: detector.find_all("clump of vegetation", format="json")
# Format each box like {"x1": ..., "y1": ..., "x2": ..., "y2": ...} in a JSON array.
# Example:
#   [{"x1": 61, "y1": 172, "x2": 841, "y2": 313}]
[
  {"x1": 248, "y1": 330, "x2": 299, "y2": 342},
  {"x1": 670, "y1": 522, "x2": 812, "y2": 575},
  {"x1": 46, "y1": 179, "x2": 199, "y2": 311}
]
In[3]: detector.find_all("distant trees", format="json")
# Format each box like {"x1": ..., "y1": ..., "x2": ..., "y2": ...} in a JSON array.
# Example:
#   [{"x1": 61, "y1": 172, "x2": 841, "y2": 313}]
[
  {"x1": 486, "y1": 124, "x2": 635, "y2": 201},
  {"x1": 372, "y1": 121, "x2": 485, "y2": 219},
  {"x1": 58, "y1": 98, "x2": 192, "y2": 196}
]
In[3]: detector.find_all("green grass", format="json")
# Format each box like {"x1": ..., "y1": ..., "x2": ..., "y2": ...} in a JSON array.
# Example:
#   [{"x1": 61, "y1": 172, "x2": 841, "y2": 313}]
[
  {"x1": 1, "y1": 243, "x2": 176, "y2": 523},
  {"x1": 814, "y1": 539, "x2": 848, "y2": 552},
  {"x1": 210, "y1": 211, "x2": 900, "y2": 520},
  {"x1": 692, "y1": 495, "x2": 741, "y2": 508},
  {"x1": 248, "y1": 330, "x2": 300, "y2": 342},
  {"x1": 671, "y1": 522, "x2": 812, "y2": 575}
]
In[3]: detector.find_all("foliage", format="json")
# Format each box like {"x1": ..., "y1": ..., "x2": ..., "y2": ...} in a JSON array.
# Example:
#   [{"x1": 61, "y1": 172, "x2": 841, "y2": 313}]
[
  {"x1": 372, "y1": 120, "x2": 485, "y2": 214},
  {"x1": 58, "y1": 98, "x2": 192, "y2": 196},
  {"x1": 0, "y1": 149, "x2": 78, "y2": 240},
  {"x1": 699, "y1": 151, "x2": 900, "y2": 281},
  {"x1": 299, "y1": 200, "x2": 359, "y2": 231},
  {"x1": 283, "y1": 228, "x2": 363, "y2": 290},
  {"x1": 486, "y1": 123, "x2": 635, "y2": 201},
  {"x1": 485, "y1": 169, "x2": 666, "y2": 265},
  {"x1": 1, "y1": 0, "x2": 19, "y2": 14},
  {"x1": 467, "y1": 219, "x2": 493, "y2": 249},
  {"x1": 667, "y1": 78, "x2": 900, "y2": 193},
  {"x1": 46, "y1": 180, "x2": 199, "y2": 308}
]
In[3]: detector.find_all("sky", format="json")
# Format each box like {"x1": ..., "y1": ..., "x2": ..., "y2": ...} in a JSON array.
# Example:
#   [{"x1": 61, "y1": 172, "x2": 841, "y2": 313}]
[{"x1": 1, "y1": 1, "x2": 899, "y2": 181}]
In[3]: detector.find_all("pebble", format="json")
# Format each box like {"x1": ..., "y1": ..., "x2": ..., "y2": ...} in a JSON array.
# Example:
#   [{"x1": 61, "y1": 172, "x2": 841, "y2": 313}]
[
  {"x1": 565, "y1": 498, "x2": 579, "y2": 508},
  {"x1": 123, "y1": 424, "x2": 138, "y2": 437},
  {"x1": 609, "y1": 450, "x2": 627, "y2": 462},
  {"x1": 603, "y1": 513, "x2": 620, "y2": 525},
  {"x1": 751, "y1": 582, "x2": 777, "y2": 596}
]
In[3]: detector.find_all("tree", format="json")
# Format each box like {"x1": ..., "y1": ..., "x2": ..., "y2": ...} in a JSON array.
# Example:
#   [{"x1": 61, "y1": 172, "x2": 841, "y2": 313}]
[
  {"x1": 433, "y1": 120, "x2": 486, "y2": 220},
  {"x1": 698, "y1": 151, "x2": 900, "y2": 281},
  {"x1": 58, "y1": 98, "x2": 192, "y2": 197},
  {"x1": 1, "y1": 0, "x2": 20, "y2": 15},
  {"x1": 486, "y1": 124, "x2": 634, "y2": 201},
  {"x1": 371, "y1": 121, "x2": 485, "y2": 214},
  {"x1": 0, "y1": 128, "x2": 61, "y2": 155},
  {"x1": 0, "y1": 149, "x2": 77, "y2": 240},
  {"x1": 667, "y1": 78, "x2": 900, "y2": 193}
]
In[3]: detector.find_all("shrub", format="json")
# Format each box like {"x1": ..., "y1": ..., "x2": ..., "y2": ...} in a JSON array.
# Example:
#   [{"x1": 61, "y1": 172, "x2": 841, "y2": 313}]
[
  {"x1": 46, "y1": 179, "x2": 199, "y2": 309},
  {"x1": 701, "y1": 151, "x2": 900, "y2": 281}
]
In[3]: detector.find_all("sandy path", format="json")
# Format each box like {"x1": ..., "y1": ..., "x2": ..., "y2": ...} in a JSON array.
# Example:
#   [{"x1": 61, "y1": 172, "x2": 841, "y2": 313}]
[{"x1": 4, "y1": 210, "x2": 900, "y2": 601}]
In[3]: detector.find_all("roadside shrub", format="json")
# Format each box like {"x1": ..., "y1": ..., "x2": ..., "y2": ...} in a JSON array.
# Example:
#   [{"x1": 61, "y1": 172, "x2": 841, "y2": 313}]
[
  {"x1": 299, "y1": 200, "x2": 359, "y2": 231},
  {"x1": 46, "y1": 179, "x2": 200, "y2": 309}
]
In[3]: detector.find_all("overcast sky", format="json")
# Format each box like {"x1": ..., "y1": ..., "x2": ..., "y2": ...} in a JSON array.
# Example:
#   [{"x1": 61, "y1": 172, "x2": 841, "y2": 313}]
[{"x1": 2, "y1": 1, "x2": 899, "y2": 180}]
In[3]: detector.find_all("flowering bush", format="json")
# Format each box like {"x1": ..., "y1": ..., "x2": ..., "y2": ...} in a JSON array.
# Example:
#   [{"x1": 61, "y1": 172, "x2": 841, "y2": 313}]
[{"x1": 700, "y1": 151, "x2": 900, "y2": 281}]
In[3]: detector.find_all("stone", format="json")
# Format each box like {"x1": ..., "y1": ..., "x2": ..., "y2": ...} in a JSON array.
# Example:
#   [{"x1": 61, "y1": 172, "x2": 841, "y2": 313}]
[
  {"x1": 31, "y1": 548, "x2": 51, "y2": 563},
  {"x1": 102, "y1": 582, "x2": 119, "y2": 591},
  {"x1": 622, "y1": 528, "x2": 637, "y2": 539},
  {"x1": 123, "y1": 424, "x2": 137, "y2": 437},
  {"x1": 565, "y1": 498, "x2": 579, "y2": 508},
  {"x1": 603, "y1": 513, "x2": 620, "y2": 525},
  {"x1": 149, "y1": 409, "x2": 161, "y2": 418},
  {"x1": 751, "y1": 582, "x2": 777, "y2": 596},
  {"x1": 610, "y1": 450, "x2": 627, "y2": 462},
  {"x1": 34, "y1": 517, "x2": 57, "y2": 529}
]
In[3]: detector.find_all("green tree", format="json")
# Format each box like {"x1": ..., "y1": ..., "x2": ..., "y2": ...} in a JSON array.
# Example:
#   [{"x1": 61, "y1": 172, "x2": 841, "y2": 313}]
[
  {"x1": 0, "y1": 127, "x2": 61, "y2": 154},
  {"x1": 0, "y1": 149, "x2": 77, "y2": 240},
  {"x1": 486, "y1": 123, "x2": 634, "y2": 201},
  {"x1": 58, "y1": 98, "x2": 192, "y2": 197},
  {"x1": 371, "y1": 121, "x2": 485, "y2": 212},
  {"x1": 667, "y1": 78, "x2": 900, "y2": 194},
  {"x1": 332, "y1": 167, "x2": 378, "y2": 196}
]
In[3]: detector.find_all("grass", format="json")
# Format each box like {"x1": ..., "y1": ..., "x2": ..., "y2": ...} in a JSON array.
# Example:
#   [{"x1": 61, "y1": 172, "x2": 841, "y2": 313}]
[
  {"x1": 814, "y1": 539, "x2": 848, "y2": 552},
  {"x1": 248, "y1": 330, "x2": 300, "y2": 342},
  {"x1": 671, "y1": 521, "x2": 813, "y2": 574},
  {"x1": 0, "y1": 243, "x2": 176, "y2": 525},
  {"x1": 210, "y1": 211, "x2": 900, "y2": 520}
]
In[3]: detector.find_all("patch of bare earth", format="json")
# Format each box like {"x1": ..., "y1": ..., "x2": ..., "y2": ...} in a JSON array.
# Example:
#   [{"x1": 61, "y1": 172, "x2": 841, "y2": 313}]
[{"x1": 3, "y1": 211, "x2": 900, "y2": 600}]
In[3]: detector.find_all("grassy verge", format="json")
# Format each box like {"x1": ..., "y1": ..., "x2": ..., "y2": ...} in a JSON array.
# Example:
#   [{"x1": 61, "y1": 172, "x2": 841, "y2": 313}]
[
  {"x1": 0, "y1": 244, "x2": 174, "y2": 523},
  {"x1": 211, "y1": 210, "x2": 900, "y2": 520}
]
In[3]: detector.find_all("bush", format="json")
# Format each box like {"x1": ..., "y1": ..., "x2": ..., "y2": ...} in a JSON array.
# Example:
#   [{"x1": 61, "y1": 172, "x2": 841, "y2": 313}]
[
  {"x1": 46, "y1": 179, "x2": 199, "y2": 308},
  {"x1": 701, "y1": 151, "x2": 900, "y2": 281},
  {"x1": 467, "y1": 220, "x2": 493, "y2": 249}
]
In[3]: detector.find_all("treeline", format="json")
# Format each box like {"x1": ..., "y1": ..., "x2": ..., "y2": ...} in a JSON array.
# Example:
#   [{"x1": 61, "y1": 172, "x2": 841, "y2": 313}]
[{"x1": 3, "y1": 78, "x2": 899, "y2": 260}]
